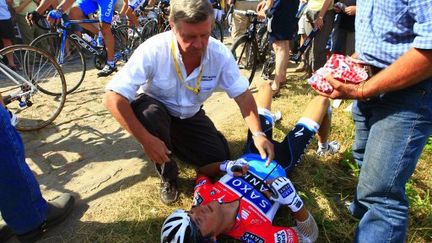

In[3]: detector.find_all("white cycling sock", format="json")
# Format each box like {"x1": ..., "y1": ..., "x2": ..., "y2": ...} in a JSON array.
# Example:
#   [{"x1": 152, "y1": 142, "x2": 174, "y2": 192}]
[
  {"x1": 318, "y1": 141, "x2": 328, "y2": 149},
  {"x1": 295, "y1": 212, "x2": 318, "y2": 243}
]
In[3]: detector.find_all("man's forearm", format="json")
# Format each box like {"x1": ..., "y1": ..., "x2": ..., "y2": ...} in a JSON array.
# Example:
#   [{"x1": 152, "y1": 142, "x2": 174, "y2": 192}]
[
  {"x1": 103, "y1": 91, "x2": 153, "y2": 145},
  {"x1": 363, "y1": 48, "x2": 432, "y2": 97},
  {"x1": 318, "y1": 0, "x2": 332, "y2": 18},
  {"x1": 234, "y1": 90, "x2": 262, "y2": 133}
]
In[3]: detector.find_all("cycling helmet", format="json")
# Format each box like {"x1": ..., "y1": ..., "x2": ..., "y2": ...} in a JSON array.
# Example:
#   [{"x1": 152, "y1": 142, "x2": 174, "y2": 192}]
[{"x1": 161, "y1": 209, "x2": 210, "y2": 243}]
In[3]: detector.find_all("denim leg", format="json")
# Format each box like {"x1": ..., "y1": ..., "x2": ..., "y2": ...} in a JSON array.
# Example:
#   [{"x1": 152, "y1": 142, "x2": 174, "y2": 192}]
[
  {"x1": 350, "y1": 80, "x2": 432, "y2": 243},
  {"x1": 0, "y1": 106, "x2": 48, "y2": 234},
  {"x1": 351, "y1": 99, "x2": 370, "y2": 169}
]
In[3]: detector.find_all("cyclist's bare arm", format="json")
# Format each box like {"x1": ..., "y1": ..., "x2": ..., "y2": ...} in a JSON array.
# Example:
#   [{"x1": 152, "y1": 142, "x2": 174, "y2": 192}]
[
  {"x1": 55, "y1": 0, "x2": 76, "y2": 12},
  {"x1": 35, "y1": 0, "x2": 58, "y2": 14},
  {"x1": 120, "y1": 0, "x2": 128, "y2": 16}
]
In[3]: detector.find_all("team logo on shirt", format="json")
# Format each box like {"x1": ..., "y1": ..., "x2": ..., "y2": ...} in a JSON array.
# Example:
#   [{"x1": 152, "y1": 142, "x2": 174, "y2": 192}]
[
  {"x1": 225, "y1": 177, "x2": 272, "y2": 214},
  {"x1": 274, "y1": 229, "x2": 295, "y2": 243},
  {"x1": 240, "y1": 209, "x2": 250, "y2": 220},
  {"x1": 194, "y1": 179, "x2": 207, "y2": 189},
  {"x1": 193, "y1": 192, "x2": 203, "y2": 206},
  {"x1": 241, "y1": 232, "x2": 264, "y2": 243}
]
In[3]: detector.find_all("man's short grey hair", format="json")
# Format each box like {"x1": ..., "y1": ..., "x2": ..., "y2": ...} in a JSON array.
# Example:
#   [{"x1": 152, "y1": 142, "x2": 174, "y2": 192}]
[{"x1": 169, "y1": 0, "x2": 214, "y2": 25}]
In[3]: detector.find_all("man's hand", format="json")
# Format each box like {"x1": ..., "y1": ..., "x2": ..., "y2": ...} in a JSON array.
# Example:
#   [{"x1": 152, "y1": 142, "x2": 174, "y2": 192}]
[
  {"x1": 344, "y1": 6, "x2": 356, "y2": 15},
  {"x1": 253, "y1": 135, "x2": 274, "y2": 167},
  {"x1": 312, "y1": 75, "x2": 361, "y2": 99},
  {"x1": 269, "y1": 177, "x2": 304, "y2": 212},
  {"x1": 141, "y1": 134, "x2": 172, "y2": 165},
  {"x1": 313, "y1": 16, "x2": 324, "y2": 30},
  {"x1": 220, "y1": 158, "x2": 249, "y2": 176}
]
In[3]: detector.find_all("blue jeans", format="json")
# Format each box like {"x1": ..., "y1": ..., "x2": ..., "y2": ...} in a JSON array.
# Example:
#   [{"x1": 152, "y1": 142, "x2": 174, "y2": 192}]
[
  {"x1": 0, "y1": 106, "x2": 48, "y2": 234},
  {"x1": 350, "y1": 79, "x2": 432, "y2": 242}
]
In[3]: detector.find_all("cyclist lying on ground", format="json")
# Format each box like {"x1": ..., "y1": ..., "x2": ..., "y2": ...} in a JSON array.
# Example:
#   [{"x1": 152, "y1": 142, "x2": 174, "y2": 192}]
[
  {"x1": 161, "y1": 82, "x2": 339, "y2": 243},
  {"x1": 41, "y1": 0, "x2": 119, "y2": 77}
]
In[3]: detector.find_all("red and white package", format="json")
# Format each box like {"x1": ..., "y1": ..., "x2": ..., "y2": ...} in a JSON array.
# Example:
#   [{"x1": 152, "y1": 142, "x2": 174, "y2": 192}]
[{"x1": 308, "y1": 54, "x2": 369, "y2": 93}]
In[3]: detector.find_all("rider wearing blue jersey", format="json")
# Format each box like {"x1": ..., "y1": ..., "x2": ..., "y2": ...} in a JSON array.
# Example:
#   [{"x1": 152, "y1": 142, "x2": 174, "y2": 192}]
[
  {"x1": 46, "y1": 0, "x2": 119, "y2": 77},
  {"x1": 161, "y1": 83, "x2": 338, "y2": 242},
  {"x1": 122, "y1": 0, "x2": 156, "y2": 28}
]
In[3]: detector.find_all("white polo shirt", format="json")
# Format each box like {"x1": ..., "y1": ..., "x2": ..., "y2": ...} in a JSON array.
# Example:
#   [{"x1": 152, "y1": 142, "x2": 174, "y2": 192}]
[{"x1": 106, "y1": 31, "x2": 249, "y2": 119}]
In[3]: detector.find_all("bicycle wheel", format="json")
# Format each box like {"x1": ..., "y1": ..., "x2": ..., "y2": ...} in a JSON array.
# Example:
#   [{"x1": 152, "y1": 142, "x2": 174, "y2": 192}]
[
  {"x1": 141, "y1": 19, "x2": 158, "y2": 40},
  {"x1": 211, "y1": 20, "x2": 224, "y2": 43},
  {"x1": 260, "y1": 50, "x2": 275, "y2": 80},
  {"x1": 230, "y1": 34, "x2": 258, "y2": 84},
  {"x1": 30, "y1": 32, "x2": 86, "y2": 94},
  {"x1": 0, "y1": 45, "x2": 66, "y2": 131},
  {"x1": 113, "y1": 24, "x2": 143, "y2": 62}
]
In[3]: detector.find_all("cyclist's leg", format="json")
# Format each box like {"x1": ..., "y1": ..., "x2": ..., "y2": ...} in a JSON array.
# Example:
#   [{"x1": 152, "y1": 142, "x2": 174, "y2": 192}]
[
  {"x1": 72, "y1": 0, "x2": 99, "y2": 35},
  {"x1": 98, "y1": 0, "x2": 116, "y2": 62},
  {"x1": 243, "y1": 83, "x2": 275, "y2": 154},
  {"x1": 271, "y1": 40, "x2": 290, "y2": 93},
  {"x1": 126, "y1": 7, "x2": 139, "y2": 27},
  {"x1": 127, "y1": 0, "x2": 148, "y2": 27}
]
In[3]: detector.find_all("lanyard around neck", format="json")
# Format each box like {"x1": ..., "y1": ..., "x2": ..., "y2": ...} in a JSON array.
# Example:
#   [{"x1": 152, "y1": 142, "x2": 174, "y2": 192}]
[{"x1": 170, "y1": 38, "x2": 203, "y2": 95}]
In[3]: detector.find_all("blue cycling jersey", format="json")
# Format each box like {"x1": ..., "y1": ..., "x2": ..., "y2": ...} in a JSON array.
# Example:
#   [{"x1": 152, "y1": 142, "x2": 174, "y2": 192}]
[
  {"x1": 128, "y1": 0, "x2": 148, "y2": 10},
  {"x1": 76, "y1": 0, "x2": 116, "y2": 24}
]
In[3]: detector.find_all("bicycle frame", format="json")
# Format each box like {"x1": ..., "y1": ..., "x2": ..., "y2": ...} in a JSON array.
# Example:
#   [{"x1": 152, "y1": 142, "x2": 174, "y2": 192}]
[
  {"x1": 58, "y1": 19, "x2": 104, "y2": 64},
  {"x1": 0, "y1": 62, "x2": 37, "y2": 104}
]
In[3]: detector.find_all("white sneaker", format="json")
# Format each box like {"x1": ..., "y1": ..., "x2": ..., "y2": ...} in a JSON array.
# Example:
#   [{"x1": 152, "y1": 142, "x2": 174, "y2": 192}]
[
  {"x1": 271, "y1": 111, "x2": 282, "y2": 123},
  {"x1": 316, "y1": 141, "x2": 340, "y2": 156}
]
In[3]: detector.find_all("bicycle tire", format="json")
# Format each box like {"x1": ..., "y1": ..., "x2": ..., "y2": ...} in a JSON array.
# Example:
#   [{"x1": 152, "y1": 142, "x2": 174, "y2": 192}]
[
  {"x1": 141, "y1": 19, "x2": 158, "y2": 40},
  {"x1": 112, "y1": 24, "x2": 143, "y2": 61},
  {"x1": 211, "y1": 20, "x2": 224, "y2": 43},
  {"x1": 260, "y1": 50, "x2": 275, "y2": 80},
  {"x1": 0, "y1": 44, "x2": 66, "y2": 131},
  {"x1": 230, "y1": 34, "x2": 258, "y2": 84},
  {"x1": 30, "y1": 32, "x2": 86, "y2": 94}
]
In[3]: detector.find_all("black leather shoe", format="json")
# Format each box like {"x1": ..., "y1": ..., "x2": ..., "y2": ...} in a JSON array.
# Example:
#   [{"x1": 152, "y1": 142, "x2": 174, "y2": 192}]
[
  {"x1": 160, "y1": 181, "x2": 179, "y2": 205},
  {"x1": 17, "y1": 193, "x2": 75, "y2": 243}
]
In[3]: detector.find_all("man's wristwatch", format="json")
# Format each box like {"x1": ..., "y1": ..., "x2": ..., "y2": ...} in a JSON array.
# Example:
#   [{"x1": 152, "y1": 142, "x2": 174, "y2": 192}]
[{"x1": 252, "y1": 131, "x2": 266, "y2": 139}]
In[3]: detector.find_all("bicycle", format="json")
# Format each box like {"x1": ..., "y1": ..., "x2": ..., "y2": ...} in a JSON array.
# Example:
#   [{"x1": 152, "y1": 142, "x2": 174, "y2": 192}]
[
  {"x1": 211, "y1": 0, "x2": 225, "y2": 43},
  {"x1": 0, "y1": 45, "x2": 66, "y2": 131},
  {"x1": 30, "y1": 15, "x2": 141, "y2": 94},
  {"x1": 230, "y1": 9, "x2": 270, "y2": 83},
  {"x1": 138, "y1": 1, "x2": 224, "y2": 43}
]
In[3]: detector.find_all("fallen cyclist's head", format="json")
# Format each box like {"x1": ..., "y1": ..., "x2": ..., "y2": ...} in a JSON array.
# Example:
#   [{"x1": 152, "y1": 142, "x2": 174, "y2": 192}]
[{"x1": 161, "y1": 200, "x2": 226, "y2": 243}]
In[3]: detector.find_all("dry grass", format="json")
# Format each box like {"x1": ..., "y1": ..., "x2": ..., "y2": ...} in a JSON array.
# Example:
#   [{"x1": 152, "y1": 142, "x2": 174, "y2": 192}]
[{"x1": 71, "y1": 74, "x2": 431, "y2": 243}]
